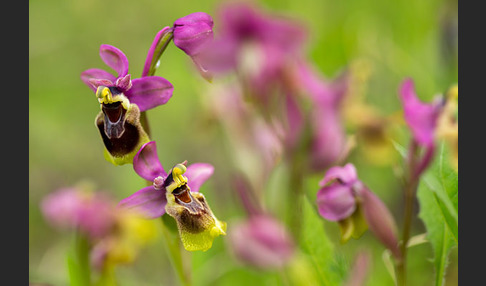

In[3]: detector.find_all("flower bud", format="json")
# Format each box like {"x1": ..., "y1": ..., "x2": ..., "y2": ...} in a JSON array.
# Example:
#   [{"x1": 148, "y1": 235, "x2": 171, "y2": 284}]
[
  {"x1": 173, "y1": 12, "x2": 214, "y2": 81},
  {"x1": 173, "y1": 12, "x2": 214, "y2": 56}
]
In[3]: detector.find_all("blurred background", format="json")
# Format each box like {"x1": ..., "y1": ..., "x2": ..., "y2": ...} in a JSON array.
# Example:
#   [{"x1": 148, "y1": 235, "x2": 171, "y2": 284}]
[{"x1": 29, "y1": 0, "x2": 457, "y2": 285}]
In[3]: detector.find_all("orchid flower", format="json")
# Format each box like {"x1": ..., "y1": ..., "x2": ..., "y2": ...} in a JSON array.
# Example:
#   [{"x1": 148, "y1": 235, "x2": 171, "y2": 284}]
[
  {"x1": 196, "y1": 3, "x2": 306, "y2": 103},
  {"x1": 80, "y1": 44, "x2": 174, "y2": 165},
  {"x1": 41, "y1": 187, "x2": 158, "y2": 271},
  {"x1": 399, "y1": 78, "x2": 445, "y2": 177},
  {"x1": 81, "y1": 44, "x2": 174, "y2": 112},
  {"x1": 295, "y1": 60, "x2": 351, "y2": 172},
  {"x1": 228, "y1": 174, "x2": 295, "y2": 269},
  {"x1": 118, "y1": 141, "x2": 226, "y2": 251},
  {"x1": 316, "y1": 163, "x2": 401, "y2": 258}
]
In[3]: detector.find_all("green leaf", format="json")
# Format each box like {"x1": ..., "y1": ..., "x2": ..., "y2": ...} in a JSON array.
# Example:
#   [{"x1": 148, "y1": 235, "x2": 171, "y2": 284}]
[
  {"x1": 299, "y1": 196, "x2": 344, "y2": 286},
  {"x1": 417, "y1": 143, "x2": 458, "y2": 286}
]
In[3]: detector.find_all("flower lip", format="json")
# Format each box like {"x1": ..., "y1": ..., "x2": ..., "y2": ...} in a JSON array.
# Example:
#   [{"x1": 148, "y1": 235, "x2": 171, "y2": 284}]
[{"x1": 102, "y1": 102, "x2": 127, "y2": 139}]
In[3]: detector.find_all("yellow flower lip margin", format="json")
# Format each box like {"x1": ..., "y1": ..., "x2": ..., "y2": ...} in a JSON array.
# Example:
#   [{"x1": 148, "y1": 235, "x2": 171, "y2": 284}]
[
  {"x1": 93, "y1": 86, "x2": 151, "y2": 166},
  {"x1": 166, "y1": 191, "x2": 227, "y2": 252},
  {"x1": 164, "y1": 162, "x2": 227, "y2": 252}
]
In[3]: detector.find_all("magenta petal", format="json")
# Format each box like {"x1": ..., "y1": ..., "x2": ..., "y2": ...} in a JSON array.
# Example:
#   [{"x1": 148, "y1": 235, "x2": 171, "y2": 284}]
[
  {"x1": 133, "y1": 141, "x2": 166, "y2": 181},
  {"x1": 88, "y1": 79, "x2": 115, "y2": 90},
  {"x1": 142, "y1": 27, "x2": 173, "y2": 77},
  {"x1": 80, "y1": 69, "x2": 116, "y2": 91},
  {"x1": 115, "y1": 74, "x2": 132, "y2": 91},
  {"x1": 185, "y1": 163, "x2": 214, "y2": 193},
  {"x1": 310, "y1": 108, "x2": 346, "y2": 172},
  {"x1": 125, "y1": 76, "x2": 174, "y2": 112},
  {"x1": 118, "y1": 186, "x2": 166, "y2": 219},
  {"x1": 195, "y1": 37, "x2": 238, "y2": 74},
  {"x1": 316, "y1": 184, "x2": 356, "y2": 221},
  {"x1": 99, "y1": 44, "x2": 129, "y2": 77},
  {"x1": 400, "y1": 78, "x2": 441, "y2": 147},
  {"x1": 319, "y1": 163, "x2": 358, "y2": 187}
]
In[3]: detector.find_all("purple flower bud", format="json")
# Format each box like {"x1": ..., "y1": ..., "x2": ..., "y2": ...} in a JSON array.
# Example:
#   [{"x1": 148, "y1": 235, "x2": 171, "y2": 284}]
[
  {"x1": 228, "y1": 215, "x2": 295, "y2": 269},
  {"x1": 359, "y1": 184, "x2": 401, "y2": 259},
  {"x1": 173, "y1": 12, "x2": 214, "y2": 81},
  {"x1": 316, "y1": 164, "x2": 400, "y2": 256},
  {"x1": 316, "y1": 164, "x2": 358, "y2": 221},
  {"x1": 173, "y1": 12, "x2": 214, "y2": 57}
]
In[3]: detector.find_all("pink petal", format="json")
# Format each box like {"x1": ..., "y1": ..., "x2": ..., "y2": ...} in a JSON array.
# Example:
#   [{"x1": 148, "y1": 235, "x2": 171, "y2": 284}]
[
  {"x1": 125, "y1": 76, "x2": 174, "y2": 112},
  {"x1": 185, "y1": 163, "x2": 214, "y2": 193},
  {"x1": 133, "y1": 141, "x2": 166, "y2": 181},
  {"x1": 80, "y1": 69, "x2": 116, "y2": 92},
  {"x1": 319, "y1": 163, "x2": 358, "y2": 187},
  {"x1": 118, "y1": 186, "x2": 166, "y2": 219},
  {"x1": 115, "y1": 74, "x2": 132, "y2": 91},
  {"x1": 316, "y1": 184, "x2": 356, "y2": 221},
  {"x1": 99, "y1": 44, "x2": 129, "y2": 78},
  {"x1": 399, "y1": 78, "x2": 442, "y2": 147}
]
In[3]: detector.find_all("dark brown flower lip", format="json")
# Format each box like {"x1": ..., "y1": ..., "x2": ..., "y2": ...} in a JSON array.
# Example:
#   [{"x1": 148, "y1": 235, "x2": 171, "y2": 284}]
[{"x1": 102, "y1": 102, "x2": 127, "y2": 139}]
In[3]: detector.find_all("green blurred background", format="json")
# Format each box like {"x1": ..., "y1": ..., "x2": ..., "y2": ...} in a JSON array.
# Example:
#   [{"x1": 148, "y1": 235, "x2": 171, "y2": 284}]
[{"x1": 29, "y1": 0, "x2": 457, "y2": 285}]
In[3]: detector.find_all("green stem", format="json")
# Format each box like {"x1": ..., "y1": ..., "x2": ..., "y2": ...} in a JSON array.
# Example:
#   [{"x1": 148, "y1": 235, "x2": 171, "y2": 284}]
[
  {"x1": 146, "y1": 31, "x2": 174, "y2": 77},
  {"x1": 286, "y1": 153, "x2": 305, "y2": 242},
  {"x1": 395, "y1": 141, "x2": 420, "y2": 286},
  {"x1": 140, "y1": 111, "x2": 151, "y2": 138},
  {"x1": 66, "y1": 231, "x2": 91, "y2": 286},
  {"x1": 95, "y1": 264, "x2": 117, "y2": 286},
  {"x1": 139, "y1": 30, "x2": 174, "y2": 139},
  {"x1": 160, "y1": 217, "x2": 192, "y2": 286}
]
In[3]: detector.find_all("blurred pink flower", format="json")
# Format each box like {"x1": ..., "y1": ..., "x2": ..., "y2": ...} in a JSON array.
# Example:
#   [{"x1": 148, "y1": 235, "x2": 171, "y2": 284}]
[
  {"x1": 41, "y1": 187, "x2": 158, "y2": 271},
  {"x1": 198, "y1": 2, "x2": 306, "y2": 101},
  {"x1": 228, "y1": 215, "x2": 295, "y2": 269},
  {"x1": 295, "y1": 60, "x2": 351, "y2": 172},
  {"x1": 399, "y1": 78, "x2": 443, "y2": 148},
  {"x1": 317, "y1": 163, "x2": 401, "y2": 258},
  {"x1": 41, "y1": 188, "x2": 116, "y2": 240}
]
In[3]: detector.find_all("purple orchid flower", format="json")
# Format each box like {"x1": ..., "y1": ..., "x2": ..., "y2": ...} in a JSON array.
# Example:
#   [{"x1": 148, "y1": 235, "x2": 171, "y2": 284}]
[
  {"x1": 41, "y1": 187, "x2": 158, "y2": 271},
  {"x1": 295, "y1": 60, "x2": 351, "y2": 172},
  {"x1": 228, "y1": 215, "x2": 295, "y2": 269},
  {"x1": 228, "y1": 174, "x2": 295, "y2": 269},
  {"x1": 81, "y1": 44, "x2": 173, "y2": 112},
  {"x1": 400, "y1": 78, "x2": 444, "y2": 148},
  {"x1": 317, "y1": 163, "x2": 401, "y2": 258},
  {"x1": 399, "y1": 78, "x2": 445, "y2": 177},
  {"x1": 196, "y1": 3, "x2": 306, "y2": 99},
  {"x1": 118, "y1": 141, "x2": 214, "y2": 219},
  {"x1": 41, "y1": 187, "x2": 117, "y2": 240},
  {"x1": 118, "y1": 141, "x2": 226, "y2": 251}
]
